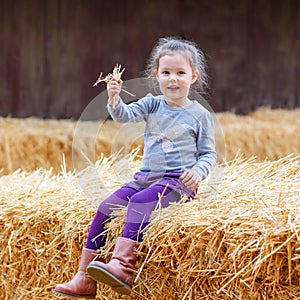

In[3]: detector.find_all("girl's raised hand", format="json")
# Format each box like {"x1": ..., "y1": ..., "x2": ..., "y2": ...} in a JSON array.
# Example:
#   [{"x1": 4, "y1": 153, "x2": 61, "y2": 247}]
[
  {"x1": 180, "y1": 169, "x2": 202, "y2": 190},
  {"x1": 107, "y1": 78, "x2": 123, "y2": 107}
]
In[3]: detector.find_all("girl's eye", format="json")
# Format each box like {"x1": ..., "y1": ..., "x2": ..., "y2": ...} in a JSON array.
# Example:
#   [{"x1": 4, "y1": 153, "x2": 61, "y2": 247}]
[
  {"x1": 178, "y1": 71, "x2": 186, "y2": 75},
  {"x1": 162, "y1": 71, "x2": 169, "y2": 75}
]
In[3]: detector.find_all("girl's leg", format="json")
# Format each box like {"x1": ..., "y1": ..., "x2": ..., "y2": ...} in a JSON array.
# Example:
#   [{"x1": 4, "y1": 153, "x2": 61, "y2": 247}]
[
  {"x1": 123, "y1": 185, "x2": 181, "y2": 241},
  {"x1": 85, "y1": 185, "x2": 181, "y2": 295},
  {"x1": 85, "y1": 186, "x2": 138, "y2": 250},
  {"x1": 53, "y1": 187, "x2": 138, "y2": 298}
]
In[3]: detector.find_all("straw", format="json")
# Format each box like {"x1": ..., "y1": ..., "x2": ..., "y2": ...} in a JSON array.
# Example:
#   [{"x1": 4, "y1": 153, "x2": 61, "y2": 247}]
[
  {"x1": 1, "y1": 150, "x2": 299, "y2": 299},
  {"x1": 93, "y1": 64, "x2": 135, "y2": 108},
  {"x1": 0, "y1": 108, "x2": 299, "y2": 175}
]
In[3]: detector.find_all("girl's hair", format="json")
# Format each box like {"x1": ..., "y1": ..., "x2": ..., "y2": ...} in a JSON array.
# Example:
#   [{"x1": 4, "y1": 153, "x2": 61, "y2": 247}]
[{"x1": 145, "y1": 36, "x2": 209, "y2": 94}]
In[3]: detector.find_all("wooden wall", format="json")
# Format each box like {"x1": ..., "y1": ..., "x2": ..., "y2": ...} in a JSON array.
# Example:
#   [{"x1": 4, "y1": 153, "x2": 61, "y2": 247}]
[{"x1": 0, "y1": 0, "x2": 299, "y2": 118}]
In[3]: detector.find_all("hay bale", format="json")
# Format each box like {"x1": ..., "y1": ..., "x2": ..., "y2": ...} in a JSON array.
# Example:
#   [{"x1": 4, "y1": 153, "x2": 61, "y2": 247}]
[
  {"x1": 0, "y1": 152, "x2": 299, "y2": 299},
  {"x1": 0, "y1": 108, "x2": 299, "y2": 175},
  {"x1": 135, "y1": 154, "x2": 300, "y2": 299},
  {"x1": 0, "y1": 117, "x2": 75, "y2": 174},
  {"x1": 218, "y1": 108, "x2": 300, "y2": 161},
  {"x1": 0, "y1": 117, "x2": 144, "y2": 175}
]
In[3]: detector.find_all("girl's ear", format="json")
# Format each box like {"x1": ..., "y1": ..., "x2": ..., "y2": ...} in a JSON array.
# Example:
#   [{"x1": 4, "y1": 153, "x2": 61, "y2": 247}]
[
  {"x1": 154, "y1": 69, "x2": 158, "y2": 79},
  {"x1": 191, "y1": 71, "x2": 199, "y2": 84}
]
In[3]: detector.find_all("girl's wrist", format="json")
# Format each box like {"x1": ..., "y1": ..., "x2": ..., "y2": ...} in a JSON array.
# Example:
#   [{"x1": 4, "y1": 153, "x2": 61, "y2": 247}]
[{"x1": 108, "y1": 95, "x2": 120, "y2": 108}]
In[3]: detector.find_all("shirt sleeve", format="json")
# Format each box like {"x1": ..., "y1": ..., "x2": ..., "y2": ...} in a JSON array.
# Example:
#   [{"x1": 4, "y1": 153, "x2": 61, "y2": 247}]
[
  {"x1": 107, "y1": 95, "x2": 153, "y2": 123},
  {"x1": 192, "y1": 111, "x2": 217, "y2": 179}
]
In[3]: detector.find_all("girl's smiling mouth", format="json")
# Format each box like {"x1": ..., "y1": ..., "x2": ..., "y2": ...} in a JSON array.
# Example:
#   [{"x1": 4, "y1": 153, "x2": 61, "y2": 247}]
[{"x1": 168, "y1": 86, "x2": 179, "y2": 91}]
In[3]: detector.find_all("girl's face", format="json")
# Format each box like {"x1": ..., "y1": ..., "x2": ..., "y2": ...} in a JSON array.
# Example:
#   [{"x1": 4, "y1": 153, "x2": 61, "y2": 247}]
[{"x1": 155, "y1": 52, "x2": 199, "y2": 107}]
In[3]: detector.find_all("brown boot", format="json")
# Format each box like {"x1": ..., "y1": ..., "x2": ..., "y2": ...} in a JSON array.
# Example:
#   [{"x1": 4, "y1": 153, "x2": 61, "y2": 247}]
[
  {"x1": 86, "y1": 237, "x2": 139, "y2": 295},
  {"x1": 53, "y1": 248, "x2": 102, "y2": 299}
]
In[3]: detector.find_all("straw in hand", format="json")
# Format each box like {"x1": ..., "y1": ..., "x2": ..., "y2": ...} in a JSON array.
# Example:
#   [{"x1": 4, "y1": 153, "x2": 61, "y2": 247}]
[{"x1": 93, "y1": 64, "x2": 135, "y2": 108}]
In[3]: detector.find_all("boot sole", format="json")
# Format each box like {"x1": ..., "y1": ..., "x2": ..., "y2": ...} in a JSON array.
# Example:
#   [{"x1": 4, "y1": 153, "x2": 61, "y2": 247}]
[
  {"x1": 87, "y1": 263, "x2": 132, "y2": 295},
  {"x1": 52, "y1": 289, "x2": 96, "y2": 299}
]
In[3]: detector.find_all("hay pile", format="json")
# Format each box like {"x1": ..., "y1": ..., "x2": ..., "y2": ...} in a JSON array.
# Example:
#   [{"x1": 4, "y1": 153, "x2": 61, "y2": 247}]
[
  {"x1": 0, "y1": 117, "x2": 75, "y2": 174},
  {"x1": 218, "y1": 108, "x2": 300, "y2": 161},
  {"x1": 0, "y1": 117, "x2": 144, "y2": 175},
  {"x1": 0, "y1": 108, "x2": 299, "y2": 174},
  {"x1": 1, "y1": 152, "x2": 299, "y2": 299}
]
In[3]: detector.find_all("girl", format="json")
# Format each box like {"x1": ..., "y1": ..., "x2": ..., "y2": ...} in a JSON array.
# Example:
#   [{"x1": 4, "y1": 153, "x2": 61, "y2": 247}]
[{"x1": 53, "y1": 37, "x2": 216, "y2": 298}]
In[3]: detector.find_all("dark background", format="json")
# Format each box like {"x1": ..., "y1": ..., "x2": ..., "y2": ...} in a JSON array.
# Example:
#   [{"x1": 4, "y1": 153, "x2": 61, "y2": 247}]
[{"x1": 0, "y1": 0, "x2": 299, "y2": 119}]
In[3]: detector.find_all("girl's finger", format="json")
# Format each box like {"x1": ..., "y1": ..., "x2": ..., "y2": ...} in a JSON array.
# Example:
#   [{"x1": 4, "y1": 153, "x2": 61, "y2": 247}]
[{"x1": 180, "y1": 170, "x2": 201, "y2": 190}]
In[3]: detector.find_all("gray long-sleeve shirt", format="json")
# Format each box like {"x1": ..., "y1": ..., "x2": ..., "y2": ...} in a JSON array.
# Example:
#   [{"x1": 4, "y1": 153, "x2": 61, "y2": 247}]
[{"x1": 107, "y1": 94, "x2": 216, "y2": 179}]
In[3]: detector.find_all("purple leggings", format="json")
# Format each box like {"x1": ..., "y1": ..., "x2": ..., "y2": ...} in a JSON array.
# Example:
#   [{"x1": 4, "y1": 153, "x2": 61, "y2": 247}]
[{"x1": 85, "y1": 185, "x2": 181, "y2": 250}]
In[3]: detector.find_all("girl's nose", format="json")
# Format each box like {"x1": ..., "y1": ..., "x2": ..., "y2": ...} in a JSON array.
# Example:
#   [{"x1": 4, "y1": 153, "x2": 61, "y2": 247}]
[{"x1": 169, "y1": 74, "x2": 177, "y2": 82}]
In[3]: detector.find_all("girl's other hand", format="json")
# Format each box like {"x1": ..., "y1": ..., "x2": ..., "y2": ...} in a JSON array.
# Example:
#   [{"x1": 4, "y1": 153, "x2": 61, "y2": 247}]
[
  {"x1": 180, "y1": 169, "x2": 201, "y2": 190},
  {"x1": 107, "y1": 78, "x2": 123, "y2": 105}
]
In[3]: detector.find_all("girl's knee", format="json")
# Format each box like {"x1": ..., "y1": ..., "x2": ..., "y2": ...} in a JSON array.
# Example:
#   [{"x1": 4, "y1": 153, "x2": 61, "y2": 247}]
[
  {"x1": 97, "y1": 195, "x2": 126, "y2": 215},
  {"x1": 130, "y1": 191, "x2": 159, "y2": 204}
]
